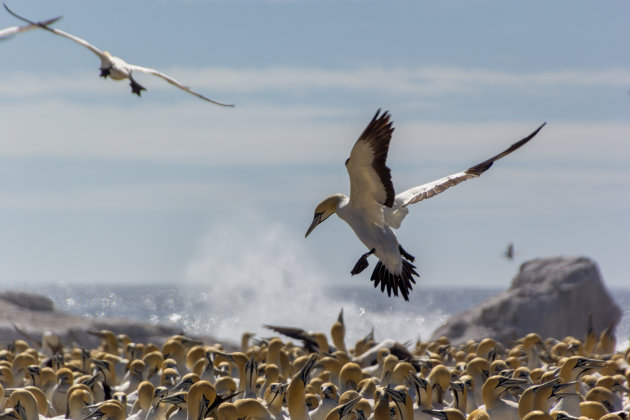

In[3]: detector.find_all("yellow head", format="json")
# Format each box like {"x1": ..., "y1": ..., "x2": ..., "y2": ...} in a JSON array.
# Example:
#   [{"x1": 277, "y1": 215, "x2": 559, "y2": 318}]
[{"x1": 305, "y1": 194, "x2": 344, "y2": 238}]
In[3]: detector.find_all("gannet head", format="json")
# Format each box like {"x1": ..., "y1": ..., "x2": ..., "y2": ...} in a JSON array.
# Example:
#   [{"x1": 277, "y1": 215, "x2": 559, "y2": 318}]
[{"x1": 305, "y1": 194, "x2": 344, "y2": 238}]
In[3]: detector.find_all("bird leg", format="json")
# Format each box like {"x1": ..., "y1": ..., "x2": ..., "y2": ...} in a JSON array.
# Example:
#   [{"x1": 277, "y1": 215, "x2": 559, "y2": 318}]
[
  {"x1": 398, "y1": 245, "x2": 415, "y2": 262},
  {"x1": 351, "y1": 248, "x2": 375, "y2": 275},
  {"x1": 128, "y1": 75, "x2": 146, "y2": 96}
]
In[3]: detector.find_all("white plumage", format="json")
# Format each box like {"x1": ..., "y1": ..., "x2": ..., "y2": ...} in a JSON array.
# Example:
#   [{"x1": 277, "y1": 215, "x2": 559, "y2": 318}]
[
  {"x1": 4, "y1": 4, "x2": 234, "y2": 106},
  {"x1": 306, "y1": 109, "x2": 545, "y2": 300}
]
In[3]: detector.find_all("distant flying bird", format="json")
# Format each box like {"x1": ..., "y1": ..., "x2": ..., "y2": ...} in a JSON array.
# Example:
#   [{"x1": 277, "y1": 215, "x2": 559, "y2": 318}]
[
  {"x1": 305, "y1": 110, "x2": 545, "y2": 301},
  {"x1": 4, "y1": 4, "x2": 234, "y2": 107},
  {"x1": 0, "y1": 14, "x2": 60, "y2": 40},
  {"x1": 504, "y1": 243, "x2": 515, "y2": 260}
]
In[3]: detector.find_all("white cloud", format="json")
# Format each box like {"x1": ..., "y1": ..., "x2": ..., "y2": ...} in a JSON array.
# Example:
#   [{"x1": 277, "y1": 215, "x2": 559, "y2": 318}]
[
  {"x1": 2, "y1": 65, "x2": 630, "y2": 98},
  {"x1": 0, "y1": 96, "x2": 627, "y2": 166}
]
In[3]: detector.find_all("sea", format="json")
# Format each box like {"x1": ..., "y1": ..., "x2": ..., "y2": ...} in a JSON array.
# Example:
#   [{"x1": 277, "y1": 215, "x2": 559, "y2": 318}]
[{"x1": 14, "y1": 282, "x2": 630, "y2": 351}]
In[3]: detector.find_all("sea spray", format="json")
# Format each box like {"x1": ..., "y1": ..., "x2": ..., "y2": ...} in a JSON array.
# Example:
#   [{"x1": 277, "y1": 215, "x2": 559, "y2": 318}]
[{"x1": 182, "y1": 218, "x2": 450, "y2": 344}]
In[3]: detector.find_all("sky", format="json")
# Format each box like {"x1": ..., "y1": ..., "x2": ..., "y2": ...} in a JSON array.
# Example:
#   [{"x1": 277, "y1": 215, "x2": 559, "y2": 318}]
[{"x1": 0, "y1": 0, "x2": 628, "y2": 296}]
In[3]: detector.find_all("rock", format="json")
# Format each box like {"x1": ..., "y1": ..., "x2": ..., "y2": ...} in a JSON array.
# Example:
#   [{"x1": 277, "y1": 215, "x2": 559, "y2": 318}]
[
  {"x1": 430, "y1": 256, "x2": 622, "y2": 345},
  {"x1": 0, "y1": 290, "x2": 236, "y2": 350},
  {"x1": 0, "y1": 290, "x2": 55, "y2": 311}
]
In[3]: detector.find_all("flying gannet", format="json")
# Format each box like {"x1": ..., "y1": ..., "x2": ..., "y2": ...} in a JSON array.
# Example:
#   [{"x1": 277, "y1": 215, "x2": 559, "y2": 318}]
[
  {"x1": 305, "y1": 110, "x2": 545, "y2": 301},
  {"x1": 3, "y1": 4, "x2": 234, "y2": 107},
  {"x1": 0, "y1": 14, "x2": 60, "y2": 40}
]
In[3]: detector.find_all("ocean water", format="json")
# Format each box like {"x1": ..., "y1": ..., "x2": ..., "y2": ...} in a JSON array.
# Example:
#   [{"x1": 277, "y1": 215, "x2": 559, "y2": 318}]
[{"x1": 19, "y1": 282, "x2": 630, "y2": 351}]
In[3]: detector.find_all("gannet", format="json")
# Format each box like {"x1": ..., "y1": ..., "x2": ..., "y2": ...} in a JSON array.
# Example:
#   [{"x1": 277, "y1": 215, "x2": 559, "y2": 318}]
[
  {"x1": 263, "y1": 325, "x2": 331, "y2": 354},
  {"x1": 309, "y1": 383, "x2": 339, "y2": 420},
  {"x1": 263, "y1": 382, "x2": 288, "y2": 419},
  {"x1": 3, "y1": 4, "x2": 234, "y2": 107},
  {"x1": 449, "y1": 380, "x2": 467, "y2": 415},
  {"x1": 383, "y1": 387, "x2": 413, "y2": 420},
  {"x1": 468, "y1": 375, "x2": 526, "y2": 420},
  {"x1": 408, "y1": 374, "x2": 433, "y2": 419},
  {"x1": 330, "y1": 309, "x2": 347, "y2": 354},
  {"x1": 51, "y1": 368, "x2": 74, "y2": 415},
  {"x1": 116, "y1": 360, "x2": 145, "y2": 394},
  {"x1": 422, "y1": 408, "x2": 466, "y2": 420},
  {"x1": 145, "y1": 386, "x2": 170, "y2": 420},
  {"x1": 338, "y1": 363, "x2": 362, "y2": 393},
  {"x1": 171, "y1": 373, "x2": 200, "y2": 394},
  {"x1": 323, "y1": 395, "x2": 362, "y2": 420},
  {"x1": 159, "y1": 391, "x2": 188, "y2": 420},
  {"x1": 305, "y1": 110, "x2": 545, "y2": 300},
  {"x1": 0, "y1": 14, "x2": 60, "y2": 40},
  {"x1": 128, "y1": 381, "x2": 154, "y2": 418},
  {"x1": 5, "y1": 389, "x2": 41, "y2": 420},
  {"x1": 287, "y1": 354, "x2": 318, "y2": 420},
  {"x1": 504, "y1": 243, "x2": 515, "y2": 260},
  {"x1": 83, "y1": 401, "x2": 126, "y2": 420},
  {"x1": 65, "y1": 388, "x2": 93, "y2": 420}
]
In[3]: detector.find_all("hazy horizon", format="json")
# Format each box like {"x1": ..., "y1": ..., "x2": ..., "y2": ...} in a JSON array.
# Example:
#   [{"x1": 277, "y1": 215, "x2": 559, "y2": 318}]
[{"x1": 0, "y1": 1, "x2": 628, "y2": 291}]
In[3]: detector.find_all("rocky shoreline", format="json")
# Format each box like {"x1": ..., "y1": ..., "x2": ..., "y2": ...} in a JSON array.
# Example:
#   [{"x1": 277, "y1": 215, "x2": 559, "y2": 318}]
[{"x1": 0, "y1": 290, "x2": 236, "y2": 350}]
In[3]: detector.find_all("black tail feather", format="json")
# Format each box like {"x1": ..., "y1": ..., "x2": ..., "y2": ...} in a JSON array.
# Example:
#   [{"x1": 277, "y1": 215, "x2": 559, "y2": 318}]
[
  {"x1": 399, "y1": 245, "x2": 415, "y2": 262},
  {"x1": 370, "y1": 259, "x2": 419, "y2": 301}
]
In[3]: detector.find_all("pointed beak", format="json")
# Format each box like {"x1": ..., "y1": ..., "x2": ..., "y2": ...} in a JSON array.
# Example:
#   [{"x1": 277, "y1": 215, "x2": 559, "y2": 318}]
[{"x1": 305, "y1": 214, "x2": 322, "y2": 238}]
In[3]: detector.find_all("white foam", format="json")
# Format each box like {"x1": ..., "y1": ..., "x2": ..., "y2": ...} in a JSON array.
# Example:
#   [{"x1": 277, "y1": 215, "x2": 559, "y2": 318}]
[{"x1": 182, "y1": 215, "x2": 447, "y2": 345}]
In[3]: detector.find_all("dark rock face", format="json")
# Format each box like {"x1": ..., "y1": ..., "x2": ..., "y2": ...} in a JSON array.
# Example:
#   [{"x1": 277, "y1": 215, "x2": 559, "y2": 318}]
[
  {"x1": 0, "y1": 290, "x2": 234, "y2": 350},
  {"x1": 430, "y1": 256, "x2": 622, "y2": 345},
  {"x1": 0, "y1": 291, "x2": 55, "y2": 311}
]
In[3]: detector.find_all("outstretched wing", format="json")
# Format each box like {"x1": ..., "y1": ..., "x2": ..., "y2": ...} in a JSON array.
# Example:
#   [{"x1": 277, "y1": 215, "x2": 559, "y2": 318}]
[
  {"x1": 262, "y1": 324, "x2": 319, "y2": 352},
  {"x1": 396, "y1": 122, "x2": 546, "y2": 208},
  {"x1": 128, "y1": 64, "x2": 235, "y2": 107},
  {"x1": 346, "y1": 109, "x2": 395, "y2": 211},
  {"x1": 3, "y1": 4, "x2": 104, "y2": 58},
  {"x1": 0, "y1": 15, "x2": 61, "y2": 40}
]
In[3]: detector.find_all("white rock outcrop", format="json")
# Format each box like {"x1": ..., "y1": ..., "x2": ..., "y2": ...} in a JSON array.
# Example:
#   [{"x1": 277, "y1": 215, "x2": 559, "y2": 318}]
[{"x1": 430, "y1": 256, "x2": 622, "y2": 345}]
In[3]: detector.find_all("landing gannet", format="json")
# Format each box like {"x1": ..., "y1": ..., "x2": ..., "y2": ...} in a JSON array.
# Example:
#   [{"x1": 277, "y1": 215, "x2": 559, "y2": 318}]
[
  {"x1": 305, "y1": 109, "x2": 545, "y2": 300},
  {"x1": 0, "y1": 14, "x2": 60, "y2": 40},
  {"x1": 3, "y1": 4, "x2": 235, "y2": 107}
]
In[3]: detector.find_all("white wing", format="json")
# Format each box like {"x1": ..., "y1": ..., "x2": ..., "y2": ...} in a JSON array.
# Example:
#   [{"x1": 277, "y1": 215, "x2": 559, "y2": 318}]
[
  {"x1": 4, "y1": 4, "x2": 105, "y2": 58},
  {"x1": 0, "y1": 15, "x2": 61, "y2": 40},
  {"x1": 345, "y1": 110, "x2": 396, "y2": 218},
  {"x1": 128, "y1": 64, "x2": 235, "y2": 107},
  {"x1": 396, "y1": 122, "x2": 546, "y2": 208}
]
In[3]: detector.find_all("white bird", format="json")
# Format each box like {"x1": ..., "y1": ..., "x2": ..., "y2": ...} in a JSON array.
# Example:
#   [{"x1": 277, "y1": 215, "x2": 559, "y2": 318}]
[
  {"x1": 0, "y1": 14, "x2": 60, "y2": 40},
  {"x1": 3, "y1": 4, "x2": 234, "y2": 106},
  {"x1": 305, "y1": 109, "x2": 545, "y2": 300}
]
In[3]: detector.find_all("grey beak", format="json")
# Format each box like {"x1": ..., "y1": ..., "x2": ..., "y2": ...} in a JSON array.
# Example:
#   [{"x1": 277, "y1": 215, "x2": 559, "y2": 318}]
[{"x1": 305, "y1": 214, "x2": 322, "y2": 238}]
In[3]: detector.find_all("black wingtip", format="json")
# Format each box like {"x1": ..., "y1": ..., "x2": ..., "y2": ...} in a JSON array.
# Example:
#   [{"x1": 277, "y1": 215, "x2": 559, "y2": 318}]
[
  {"x1": 355, "y1": 109, "x2": 396, "y2": 207},
  {"x1": 466, "y1": 122, "x2": 546, "y2": 176}
]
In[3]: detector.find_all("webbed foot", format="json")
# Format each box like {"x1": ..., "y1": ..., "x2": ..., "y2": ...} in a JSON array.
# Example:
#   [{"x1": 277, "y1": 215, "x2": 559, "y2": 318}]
[
  {"x1": 351, "y1": 248, "x2": 375, "y2": 275},
  {"x1": 129, "y1": 76, "x2": 146, "y2": 96}
]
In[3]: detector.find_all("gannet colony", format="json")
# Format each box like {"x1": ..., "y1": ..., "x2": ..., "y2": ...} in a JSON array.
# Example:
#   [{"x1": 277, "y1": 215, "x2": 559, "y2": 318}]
[{"x1": 2, "y1": 4, "x2": 627, "y2": 420}]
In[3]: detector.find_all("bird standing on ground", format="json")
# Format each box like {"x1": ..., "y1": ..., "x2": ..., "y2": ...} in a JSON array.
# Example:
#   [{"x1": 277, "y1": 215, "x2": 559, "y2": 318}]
[
  {"x1": 305, "y1": 109, "x2": 545, "y2": 300},
  {"x1": 3, "y1": 4, "x2": 234, "y2": 106}
]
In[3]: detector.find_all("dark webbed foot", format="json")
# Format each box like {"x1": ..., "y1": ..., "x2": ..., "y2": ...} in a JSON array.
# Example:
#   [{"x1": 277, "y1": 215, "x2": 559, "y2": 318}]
[
  {"x1": 129, "y1": 76, "x2": 146, "y2": 96},
  {"x1": 99, "y1": 67, "x2": 111, "y2": 78},
  {"x1": 399, "y1": 245, "x2": 415, "y2": 262},
  {"x1": 351, "y1": 248, "x2": 375, "y2": 275}
]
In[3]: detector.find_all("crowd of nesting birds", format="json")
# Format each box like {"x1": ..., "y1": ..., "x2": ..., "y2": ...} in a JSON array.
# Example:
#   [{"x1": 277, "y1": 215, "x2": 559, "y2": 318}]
[{"x1": 0, "y1": 311, "x2": 629, "y2": 420}]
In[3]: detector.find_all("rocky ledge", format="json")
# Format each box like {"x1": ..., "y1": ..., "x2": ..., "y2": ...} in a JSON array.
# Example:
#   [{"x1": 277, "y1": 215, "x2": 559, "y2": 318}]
[
  {"x1": 431, "y1": 256, "x2": 622, "y2": 345},
  {"x1": 0, "y1": 290, "x2": 233, "y2": 349}
]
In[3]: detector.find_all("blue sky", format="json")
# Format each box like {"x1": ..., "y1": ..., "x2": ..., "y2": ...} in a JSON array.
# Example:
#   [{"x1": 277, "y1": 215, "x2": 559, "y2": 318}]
[{"x1": 0, "y1": 0, "x2": 628, "y2": 295}]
